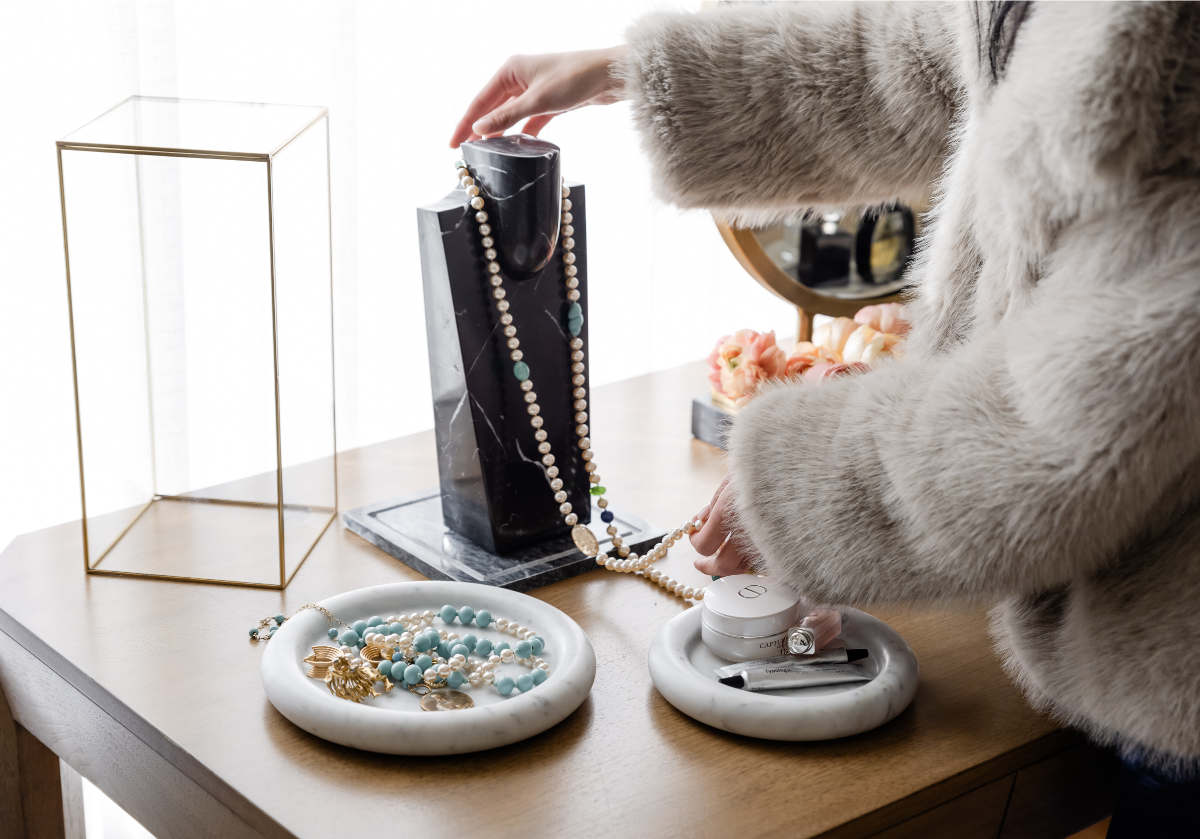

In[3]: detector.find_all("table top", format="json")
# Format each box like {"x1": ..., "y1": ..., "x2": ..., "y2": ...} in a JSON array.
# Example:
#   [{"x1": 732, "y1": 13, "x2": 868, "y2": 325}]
[{"x1": 0, "y1": 361, "x2": 1061, "y2": 838}]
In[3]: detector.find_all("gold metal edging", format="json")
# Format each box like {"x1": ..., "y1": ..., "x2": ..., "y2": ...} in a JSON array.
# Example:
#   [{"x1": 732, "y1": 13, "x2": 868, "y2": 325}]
[
  {"x1": 56, "y1": 141, "x2": 269, "y2": 162},
  {"x1": 269, "y1": 107, "x2": 330, "y2": 159},
  {"x1": 323, "y1": 114, "x2": 341, "y2": 515},
  {"x1": 265, "y1": 157, "x2": 287, "y2": 587},
  {"x1": 57, "y1": 145, "x2": 91, "y2": 572}
]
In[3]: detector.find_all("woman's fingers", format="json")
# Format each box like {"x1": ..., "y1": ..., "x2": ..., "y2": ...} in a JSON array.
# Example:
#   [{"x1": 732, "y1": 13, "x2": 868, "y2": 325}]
[
  {"x1": 473, "y1": 90, "x2": 545, "y2": 138},
  {"x1": 521, "y1": 112, "x2": 557, "y2": 137},
  {"x1": 450, "y1": 64, "x2": 521, "y2": 147},
  {"x1": 694, "y1": 536, "x2": 754, "y2": 576},
  {"x1": 690, "y1": 482, "x2": 734, "y2": 556}
]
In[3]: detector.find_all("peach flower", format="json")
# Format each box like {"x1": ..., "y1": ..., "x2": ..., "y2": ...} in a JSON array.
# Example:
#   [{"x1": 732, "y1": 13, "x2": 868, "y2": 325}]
[
  {"x1": 708, "y1": 329, "x2": 788, "y2": 406},
  {"x1": 853, "y1": 302, "x2": 911, "y2": 336},
  {"x1": 784, "y1": 341, "x2": 841, "y2": 378}
]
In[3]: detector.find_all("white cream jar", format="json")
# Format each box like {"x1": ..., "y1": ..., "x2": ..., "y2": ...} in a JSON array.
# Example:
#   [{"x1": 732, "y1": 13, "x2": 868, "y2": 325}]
[{"x1": 700, "y1": 575, "x2": 804, "y2": 661}]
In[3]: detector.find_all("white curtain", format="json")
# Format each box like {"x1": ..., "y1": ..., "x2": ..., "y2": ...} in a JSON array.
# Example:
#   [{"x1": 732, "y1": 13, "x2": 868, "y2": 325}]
[{"x1": 0, "y1": 0, "x2": 798, "y2": 554}]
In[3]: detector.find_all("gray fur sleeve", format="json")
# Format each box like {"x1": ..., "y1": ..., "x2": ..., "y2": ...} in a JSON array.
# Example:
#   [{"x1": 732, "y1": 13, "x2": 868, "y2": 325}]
[
  {"x1": 727, "y1": 202, "x2": 1200, "y2": 604},
  {"x1": 619, "y1": 2, "x2": 963, "y2": 220}
]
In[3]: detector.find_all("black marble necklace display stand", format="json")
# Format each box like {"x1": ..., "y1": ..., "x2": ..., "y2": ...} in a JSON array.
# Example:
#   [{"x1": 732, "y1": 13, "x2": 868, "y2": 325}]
[{"x1": 344, "y1": 136, "x2": 663, "y2": 591}]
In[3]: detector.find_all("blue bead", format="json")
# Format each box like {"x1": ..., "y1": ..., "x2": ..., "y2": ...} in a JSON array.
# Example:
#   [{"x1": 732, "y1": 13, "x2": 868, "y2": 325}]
[
  {"x1": 457, "y1": 606, "x2": 475, "y2": 625},
  {"x1": 475, "y1": 610, "x2": 492, "y2": 628},
  {"x1": 403, "y1": 664, "x2": 422, "y2": 685},
  {"x1": 495, "y1": 677, "x2": 515, "y2": 696},
  {"x1": 415, "y1": 654, "x2": 433, "y2": 671},
  {"x1": 451, "y1": 644, "x2": 470, "y2": 658},
  {"x1": 388, "y1": 622, "x2": 405, "y2": 635},
  {"x1": 327, "y1": 628, "x2": 339, "y2": 639},
  {"x1": 249, "y1": 628, "x2": 258, "y2": 638},
  {"x1": 600, "y1": 510, "x2": 614, "y2": 523},
  {"x1": 531, "y1": 636, "x2": 545, "y2": 656},
  {"x1": 517, "y1": 674, "x2": 533, "y2": 692},
  {"x1": 367, "y1": 615, "x2": 382, "y2": 627},
  {"x1": 413, "y1": 634, "x2": 431, "y2": 652},
  {"x1": 516, "y1": 640, "x2": 533, "y2": 659},
  {"x1": 437, "y1": 640, "x2": 453, "y2": 659},
  {"x1": 461, "y1": 634, "x2": 478, "y2": 652},
  {"x1": 475, "y1": 639, "x2": 494, "y2": 657},
  {"x1": 439, "y1": 605, "x2": 458, "y2": 624},
  {"x1": 339, "y1": 629, "x2": 360, "y2": 647},
  {"x1": 495, "y1": 641, "x2": 510, "y2": 653},
  {"x1": 447, "y1": 671, "x2": 466, "y2": 689},
  {"x1": 376, "y1": 660, "x2": 392, "y2": 677},
  {"x1": 352, "y1": 620, "x2": 368, "y2": 635},
  {"x1": 532, "y1": 668, "x2": 548, "y2": 685},
  {"x1": 274, "y1": 615, "x2": 285, "y2": 625},
  {"x1": 392, "y1": 652, "x2": 404, "y2": 663},
  {"x1": 512, "y1": 361, "x2": 531, "y2": 381}
]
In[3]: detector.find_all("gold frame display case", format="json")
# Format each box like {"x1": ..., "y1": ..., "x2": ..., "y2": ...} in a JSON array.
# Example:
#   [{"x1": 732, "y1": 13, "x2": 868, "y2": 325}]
[{"x1": 57, "y1": 96, "x2": 338, "y2": 589}]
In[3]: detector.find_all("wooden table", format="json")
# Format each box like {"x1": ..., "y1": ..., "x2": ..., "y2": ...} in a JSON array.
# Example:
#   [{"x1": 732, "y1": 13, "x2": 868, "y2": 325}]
[{"x1": 0, "y1": 362, "x2": 1114, "y2": 838}]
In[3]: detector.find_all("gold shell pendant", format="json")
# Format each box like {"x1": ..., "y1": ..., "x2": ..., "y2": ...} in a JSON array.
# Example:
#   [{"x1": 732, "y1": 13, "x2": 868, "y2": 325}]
[
  {"x1": 419, "y1": 690, "x2": 475, "y2": 711},
  {"x1": 571, "y1": 523, "x2": 599, "y2": 556}
]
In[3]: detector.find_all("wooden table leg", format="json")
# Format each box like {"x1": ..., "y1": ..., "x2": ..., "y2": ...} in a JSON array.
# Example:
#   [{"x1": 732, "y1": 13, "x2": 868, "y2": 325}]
[
  {"x1": 15, "y1": 724, "x2": 69, "y2": 839},
  {"x1": 0, "y1": 683, "x2": 26, "y2": 837}
]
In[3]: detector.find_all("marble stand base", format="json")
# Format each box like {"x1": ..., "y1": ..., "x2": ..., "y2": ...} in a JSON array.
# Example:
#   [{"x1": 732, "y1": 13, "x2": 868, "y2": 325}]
[
  {"x1": 344, "y1": 492, "x2": 665, "y2": 591},
  {"x1": 691, "y1": 396, "x2": 734, "y2": 450}
]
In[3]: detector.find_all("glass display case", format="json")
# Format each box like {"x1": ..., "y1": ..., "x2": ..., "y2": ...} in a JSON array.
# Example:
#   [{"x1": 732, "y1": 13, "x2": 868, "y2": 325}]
[{"x1": 57, "y1": 96, "x2": 336, "y2": 588}]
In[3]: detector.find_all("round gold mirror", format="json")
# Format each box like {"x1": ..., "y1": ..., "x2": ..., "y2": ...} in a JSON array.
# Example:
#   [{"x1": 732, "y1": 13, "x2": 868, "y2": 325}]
[{"x1": 716, "y1": 204, "x2": 922, "y2": 340}]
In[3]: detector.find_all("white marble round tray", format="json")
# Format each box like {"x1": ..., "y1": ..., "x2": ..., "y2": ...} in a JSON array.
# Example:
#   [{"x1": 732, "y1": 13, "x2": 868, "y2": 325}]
[
  {"x1": 262, "y1": 581, "x2": 595, "y2": 755},
  {"x1": 648, "y1": 606, "x2": 918, "y2": 741}
]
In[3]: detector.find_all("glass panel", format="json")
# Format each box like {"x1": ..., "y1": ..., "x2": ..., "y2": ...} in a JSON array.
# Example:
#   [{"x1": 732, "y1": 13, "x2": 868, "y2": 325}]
[{"x1": 62, "y1": 95, "x2": 326, "y2": 157}]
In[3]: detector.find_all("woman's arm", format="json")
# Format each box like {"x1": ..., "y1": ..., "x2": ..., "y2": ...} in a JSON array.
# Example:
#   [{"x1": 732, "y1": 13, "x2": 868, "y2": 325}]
[
  {"x1": 621, "y1": 2, "x2": 963, "y2": 218},
  {"x1": 728, "y1": 196, "x2": 1200, "y2": 603}
]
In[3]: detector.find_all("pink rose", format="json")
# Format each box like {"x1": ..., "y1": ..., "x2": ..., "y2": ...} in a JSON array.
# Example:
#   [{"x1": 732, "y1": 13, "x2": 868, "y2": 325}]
[{"x1": 708, "y1": 329, "x2": 787, "y2": 406}]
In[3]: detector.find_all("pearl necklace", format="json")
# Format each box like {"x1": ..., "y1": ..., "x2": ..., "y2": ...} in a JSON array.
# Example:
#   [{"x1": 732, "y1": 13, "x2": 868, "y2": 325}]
[{"x1": 456, "y1": 161, "x2": 705, "y2": 604}]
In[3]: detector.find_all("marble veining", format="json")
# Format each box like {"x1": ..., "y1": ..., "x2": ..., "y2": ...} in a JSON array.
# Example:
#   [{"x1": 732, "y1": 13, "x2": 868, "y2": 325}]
[{"x1": 648, "y1": 607, "x2": 919, "y2": 741}]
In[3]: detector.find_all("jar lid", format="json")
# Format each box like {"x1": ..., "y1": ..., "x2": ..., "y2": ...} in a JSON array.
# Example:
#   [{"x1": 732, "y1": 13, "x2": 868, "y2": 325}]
[{"x1": 701, "y1": 575, "x2": 802, "y2": 638}]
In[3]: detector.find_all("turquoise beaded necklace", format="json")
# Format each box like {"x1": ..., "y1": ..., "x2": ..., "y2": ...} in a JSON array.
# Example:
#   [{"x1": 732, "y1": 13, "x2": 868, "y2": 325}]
[{"x1": 252, "y1": 602, "x2": 549, "y2": 707}]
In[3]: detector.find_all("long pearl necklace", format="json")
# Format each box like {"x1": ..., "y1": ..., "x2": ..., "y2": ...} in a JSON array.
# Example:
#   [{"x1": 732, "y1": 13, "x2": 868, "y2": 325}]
[{"x1": 456, "y1": 161, "x2": 705, "y2": 605}]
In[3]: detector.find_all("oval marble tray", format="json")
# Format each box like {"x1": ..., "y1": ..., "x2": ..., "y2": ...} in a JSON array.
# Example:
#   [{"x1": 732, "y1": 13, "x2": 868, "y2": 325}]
[
  {"x1": 648, "y1": 606, "x2": 918, "y2": 741},
  {"x1": 262, "y1": 581, "x2": 595, "y2": 754}
]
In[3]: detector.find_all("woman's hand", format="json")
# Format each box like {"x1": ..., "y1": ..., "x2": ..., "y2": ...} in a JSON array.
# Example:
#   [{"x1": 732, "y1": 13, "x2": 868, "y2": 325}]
[
  {"x1": 690, "y1": 476, "x2": 758, "y2": 577},
  {"x1": 449, "y1": 47, "x2": 628, "y2": 147}
]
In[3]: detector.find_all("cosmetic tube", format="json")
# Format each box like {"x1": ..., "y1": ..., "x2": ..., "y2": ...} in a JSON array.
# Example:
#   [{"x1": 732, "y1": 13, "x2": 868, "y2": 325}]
[
  {"x1": 714, "y1": 649, "x2": 868, "y2": 680},
  {"x1": 718, "y1": 660, "x2": 872, "y2": 692}
]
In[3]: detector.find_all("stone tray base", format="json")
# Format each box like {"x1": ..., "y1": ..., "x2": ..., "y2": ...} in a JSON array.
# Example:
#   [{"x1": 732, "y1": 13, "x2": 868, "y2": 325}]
[{"x1": 344, "y1": 491, "x2": 664, "y2": 591}]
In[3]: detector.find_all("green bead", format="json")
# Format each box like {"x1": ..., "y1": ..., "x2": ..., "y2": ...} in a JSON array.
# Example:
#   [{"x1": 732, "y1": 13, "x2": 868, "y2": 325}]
[
  {"x1": 475, "y1": 610, "x2": 493, "y2": 628},
  {"x1": 413, "y1": 634, "x2": 432, "y2": 653},
  {"x1": 513, "y1": 361, "x2": 531, "y2": 381},
  {"x1": 566, "y1": 302, "x2": 584, "y2": 337},
  {"x1": 516, "y1": 640, "x2": 533, "y2": 659},
  {"x1": 327, "y1": 628, "x2": 339, "y2": 639},
  {"x1": 274, "y1": 614, "x2": 285, "y2": 625},
  {"x1": 461, "y1": 634, "x2": 478, "y2": 652},
  {"x1": 458, "y1": 606, "x2": 475, "y2": 625},
  {"x1": 437, "y1": 640, "x2": 453, "y2": 658},
  {"x1": 249, "y1": 628, "x2": 259, "y2": 639},
  {"x1": 516, "y1": 674, "x2": 533, "y2": 692},
  {"x1": 416, "y1": 654, "x2": 433, "y2": 671},
  {"x1": 352, "y1": 620, "x2": 368, "y2": 635},
  {"x1": 403, "y1": 664, "x2": 422, "y2": 685},
  {"x1": 376, "y1": 660, "x2": 392, "y2": 678},
  {"x1": 388, "y1": 622, "x2": 405, "y2": 635},
  {"x1": 440, "y1": 604, "x2": 458, "y2": 623},
  {"x1": 531, "y1": 636, "x2": 545, "y2": 656},
  {"x1": 448, "y1": 671, "x2": 467, "y2": 689},
  {"x1": 339, "y1": 629, "x2": 360, "y2": 647},
  {"x1": 590, "y1": 485, "x2": 606, "y2": 496},
  {"x1": 367, "y1": 615, "x2": 382, "y2": 627},
  {"x1": 532, "y1": 668, "x2": 548, "y2": 685},
  {"x1": 475, "y1": 638, "x2": 494, "y2": 657},
  {"x1": 451, "y1": 643, "x2": 470, "y2": 658},
  {"x1": 495, "y1": 677, "x2": 515, "y2": 696}
]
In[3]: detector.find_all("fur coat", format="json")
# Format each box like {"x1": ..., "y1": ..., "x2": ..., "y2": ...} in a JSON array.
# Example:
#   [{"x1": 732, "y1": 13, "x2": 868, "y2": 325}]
[{"x1": 622, "y1": 2, "x2": 1200, "y2": 772}]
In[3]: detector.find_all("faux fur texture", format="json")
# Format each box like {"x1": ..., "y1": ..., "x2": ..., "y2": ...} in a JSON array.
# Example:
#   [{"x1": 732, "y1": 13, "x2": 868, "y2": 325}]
[{"x1": 624, "y1": 2, "x2": 1200, "y2": 772}]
